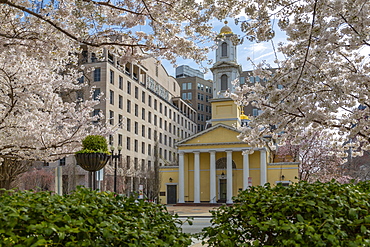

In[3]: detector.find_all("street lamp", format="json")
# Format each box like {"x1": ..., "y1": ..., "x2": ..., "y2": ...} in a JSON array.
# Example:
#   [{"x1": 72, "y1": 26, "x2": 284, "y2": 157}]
[{"x1": 110, "y1": 145, "x2": 122, "y2": 193}]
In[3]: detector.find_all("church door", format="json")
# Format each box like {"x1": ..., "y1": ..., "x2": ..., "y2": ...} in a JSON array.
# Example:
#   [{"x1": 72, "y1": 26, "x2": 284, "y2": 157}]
[{"x1": 219, "y1": 179, "x2": 227, "y2": 203}]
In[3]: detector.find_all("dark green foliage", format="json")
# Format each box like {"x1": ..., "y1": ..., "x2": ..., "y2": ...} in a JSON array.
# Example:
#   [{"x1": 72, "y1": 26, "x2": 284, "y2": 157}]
[
  {"x1": 0, "y1": 187, "x2": 191, "y2": 246},
  {"x1": 75, "y1": 135, "x2": 110, "y2": 154},
  {"x1": 202, "y1": 180, "x2": 370, "y2": 246}
]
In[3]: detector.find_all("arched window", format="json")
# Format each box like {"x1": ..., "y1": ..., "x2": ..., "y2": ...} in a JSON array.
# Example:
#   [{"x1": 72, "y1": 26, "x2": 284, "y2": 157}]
[
  {"x1": 221, "y1": 74, "x2": 228, "y2": 90},
  {"x1": 221, "y1": 42, "x2": 227, "y2": 57},
  {"x1": 216, "y1": 157, "x2": 237, "y2": 169}
]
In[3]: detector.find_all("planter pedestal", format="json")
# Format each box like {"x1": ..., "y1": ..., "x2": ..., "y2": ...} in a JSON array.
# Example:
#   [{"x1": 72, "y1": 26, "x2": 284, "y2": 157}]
[{"x1": 75, "y1": 153, "x2": 110, "y2": 189}]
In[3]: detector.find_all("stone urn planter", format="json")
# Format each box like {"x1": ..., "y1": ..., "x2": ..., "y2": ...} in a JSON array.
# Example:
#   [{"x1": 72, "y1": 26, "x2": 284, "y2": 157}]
[
  {"x1": 75, "y1": 135, "x2": 111, "y2": 189},
  {"x1": 75, "y1": 153, "x2": 110, "y2": 172}
]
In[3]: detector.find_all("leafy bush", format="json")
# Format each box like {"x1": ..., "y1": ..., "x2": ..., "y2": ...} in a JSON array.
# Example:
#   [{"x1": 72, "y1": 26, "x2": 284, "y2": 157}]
[
  {"x1": 202, "y1": 180, "x2": 370, "y2": 246},
  {"x1": 0, "y1": 187, "x2": 191, "y2": 246},
  {"x1": 75, "y1": 135, "x2": 110, "y2": 154}
]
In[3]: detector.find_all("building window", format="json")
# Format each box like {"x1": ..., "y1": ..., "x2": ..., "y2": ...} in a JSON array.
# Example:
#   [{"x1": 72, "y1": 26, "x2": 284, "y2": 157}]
[
  {"x1": 118, "y1": 134, "x2": 122, "y2": 146},
  {"x1": 93, "y1": 109, "x2": 100, "y2": 123},
  {"x1": 142, "y1": 108, "x2": 145, "y2": 120},
  {"x1": 221, "y1": 74, "x2": 228, "y2": 90},
  {"x1": 142, "y1": 142, "x2": 145, "y2": 154},
  {"x1": 148, "y1": 144, "x2": 151, "y2": 156},
  {"x1": 148, "y1": 160, "x2": 151, "y2": 170},
  {"x1": 142, "y1": 125, "x2": 145, "y2": 137},
  {"x1": 148, "y1": 112, "x2": 152, "y2": 123},
  {"x1": 93, "y1": 88, "x2": 101, "y2": 100},
  {"x1": 127, "y1": 100, "x2": 131, "y2": 113},
  {"x1": 110, "y1": 90, "x2": 114, "y2": 105},
  {"x1": 182, "y1": 83, "x2": 187, "y2": 90},
  {"x1": 159, "y1": 133, "x2": 162, "y2": 143},
  {"x1": 159, "y1": 118, "x2": 162, "y2": 128},
  {"x1": 142, "y1": 92, "x2": 145, "y2": 103},
  {"x1": 134, "y1": 157, "x2": 138, "y2": 169},
  {"x1": 148, "y1": 95, "x2": 152, "y2": 107},
  {"x1": 154, "y1": 115, "x2": 157, "y2": 126},
  {"x1": 154, "y1": 99, "x2": 157, "y2": 110},
  {"x1": 126, "y1": 118, "x2": 131, "y2": 132},
  {"x1": 182, "y1": 92, "x2": 187, "y2": 100},
  {"x1": 160, "y1": 103, "x2": 162, "y2": 113},
  {"x1": 127, "y1": 81, "x2": 131, "y2": 94},
  {"x1": 109, "y1": 135, "x2": 113, "y2": 146},
  {"x1": 110, "y1": 70, "x2": 114, "y2": 84},
  {"x1": 135, "y1": 86, "x2": 138, "y2": 99},
  {"x1": 148, "y1": 128, "x2": 151, "y2": 139},
  {"x1": 93, "y1": 68, "x2": 101, "y2": 81},
  {"x1": 135, "y1": 104, "x2": 138, "y2": 117},
  {"x1": 119, "y1": 76, "x2": 123, "y2": 89},
  {"x1": 134, "y1": 121, "x2": 138, "y2": 134},
  {"x1": 142, "y1": 159, "x2": 145, "y2": 171},
  {"x1": 109, "y1": 110, "x2": 114, "y2": 125},
  {"x1": 59, "y1": 157, "x2": 66, "y2": 166},
  {"x1": 164, "y1": 120, "x2": 167, "y2": 131},
  {"x1": 118, "y1": 114, "x2": 123, "y2": 128},
  {"x1": 221, "y1": 42, "x2": 227, "y2": 57},
  {"x1": 187, "y1": 92, "x2": 192, "y2": 100},
  {"x1": 118, "y1": 95, "x2": 123, "y2": 109},
  {"x1": 127, "y1": 137, "x2": 131, "y2": 150},
  {"x1": 169, "y1": 123, "x2": 172, "y2": 133},
  {"x1": 126, "y1": 156, "x2": 131, "y2": 169},
  {"x1": 134, "y1": 139, "x2": 138, "y2": 152}
]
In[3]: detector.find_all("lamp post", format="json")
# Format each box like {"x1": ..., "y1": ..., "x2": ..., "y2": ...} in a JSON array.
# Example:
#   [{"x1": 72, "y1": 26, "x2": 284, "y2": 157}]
[{"x1": 110, "y1": 145, "x2": 122, "y2": 193}]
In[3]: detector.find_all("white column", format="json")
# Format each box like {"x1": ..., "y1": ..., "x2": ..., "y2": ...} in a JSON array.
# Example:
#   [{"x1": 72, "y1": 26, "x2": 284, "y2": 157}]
[
  {"x1": 260, "y1": 149, "x2": 267, "y2": 185},
  {"x1": 210, "y1": 151, "x2": 216, "y2": 203},
  {"x1": 178, "y1": 152, "x2": 185, "y2": 203},
  {"x1": 226, "y1": 150, "x2": 233, "y2": 204},
  {"x1": 194, "y1": 152, "x2": 200, "y2": 203},
  {"x1": 243, "y1": 152, "x2": 250, "y2": 190}
]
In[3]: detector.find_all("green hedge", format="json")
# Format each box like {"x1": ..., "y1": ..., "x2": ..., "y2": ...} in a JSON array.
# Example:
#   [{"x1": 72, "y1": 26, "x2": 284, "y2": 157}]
[
  {"x1": 202, "y1": 180, "x2": 370, "y2": 246},
  {"x1": 0, "y1": 187, "x2": 191, "y2": 246}
]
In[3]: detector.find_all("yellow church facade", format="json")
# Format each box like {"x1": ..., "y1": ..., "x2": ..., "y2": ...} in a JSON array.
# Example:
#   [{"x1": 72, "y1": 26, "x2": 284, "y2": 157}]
[
  {"x1": 159, "y1": 122, "x2": 299, "y2": 204},
  {"x1": 158, "y1": 22, "x2": 299, "y2": 204}
]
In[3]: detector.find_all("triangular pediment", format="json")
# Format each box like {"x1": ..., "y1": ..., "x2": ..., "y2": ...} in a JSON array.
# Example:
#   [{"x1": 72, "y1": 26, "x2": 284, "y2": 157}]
[
  {"x1": 211, "y1": 61, "x2": 241, "y2": 70},
  {"x1": 177, "y1": 123, "x2": 244, "y2": 146}
]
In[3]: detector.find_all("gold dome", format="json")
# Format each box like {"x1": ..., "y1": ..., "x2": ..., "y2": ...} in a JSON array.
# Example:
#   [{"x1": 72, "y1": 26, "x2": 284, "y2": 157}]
[
  {"x1": 240, "y1": 113, "x2": 250, "y2": 120},
  {"x1": 219, "y1": 21, "x2": 233, "y2": 35}
]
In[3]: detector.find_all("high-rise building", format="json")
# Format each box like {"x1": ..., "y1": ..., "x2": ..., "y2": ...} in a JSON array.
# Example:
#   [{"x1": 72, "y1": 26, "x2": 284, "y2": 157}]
[
  {"x1": 176, "y1": 75, "x2": 213, "y2": 132},
  {"x1": 175, "y1": 65, "x2": 204, "y2": 79},
  {"x1": 50, "y1": 49, "x2": 197, "y2": 194}
]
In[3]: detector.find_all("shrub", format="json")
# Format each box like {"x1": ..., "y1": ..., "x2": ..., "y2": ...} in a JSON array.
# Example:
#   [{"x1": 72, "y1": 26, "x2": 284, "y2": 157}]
[
  {"x1": 0, "y1": 187, "x2": 191, "y2": 246},
  {"x1": 202, "y1": 180, "x2": 370, "y2": 246},
  {"x1": 75, "y1": 135, "x2": 110, "y2": 154}
]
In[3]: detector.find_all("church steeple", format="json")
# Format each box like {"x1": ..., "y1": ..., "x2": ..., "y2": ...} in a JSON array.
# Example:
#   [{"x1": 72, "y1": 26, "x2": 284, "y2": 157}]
[
  {"x1": 208, "y1": 21, "x2": 244, "y2": 128},
  {"x1": 210, "y1": 21, "x2": 242, "y2": 99}
]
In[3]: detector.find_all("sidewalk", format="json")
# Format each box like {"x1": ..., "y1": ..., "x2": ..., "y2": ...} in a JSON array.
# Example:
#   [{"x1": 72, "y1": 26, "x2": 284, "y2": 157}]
[{"x1": 166, "y1": 205, "x2": 218, "y2": 247}]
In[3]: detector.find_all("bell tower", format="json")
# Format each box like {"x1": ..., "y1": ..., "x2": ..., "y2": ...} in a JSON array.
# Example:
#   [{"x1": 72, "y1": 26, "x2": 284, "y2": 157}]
[
  {"x1": 211, "y1": 21, "x2": 242, "y2": 99},
  {"x1": 209, "y1": 21, "x2": 244, "y2": 127}
]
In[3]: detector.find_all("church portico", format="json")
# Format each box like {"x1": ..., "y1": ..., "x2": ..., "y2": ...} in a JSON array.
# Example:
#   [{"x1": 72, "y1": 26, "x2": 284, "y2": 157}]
[{"x1": 177, "y1": 145, "x2": 267, "y2": 204}]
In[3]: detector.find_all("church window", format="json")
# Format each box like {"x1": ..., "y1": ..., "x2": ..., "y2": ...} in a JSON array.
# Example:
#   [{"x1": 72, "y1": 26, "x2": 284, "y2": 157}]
[
  {"x1": 221, "y1": 74, "x2": 228, "y2": 90},
  {"x1": 221, "y1": 42, "x2": 227, "y2": 57}
]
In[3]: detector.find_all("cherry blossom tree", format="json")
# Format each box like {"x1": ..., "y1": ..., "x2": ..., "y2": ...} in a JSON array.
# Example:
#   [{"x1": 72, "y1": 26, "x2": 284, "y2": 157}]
[
  {"x1": 0, "y1": 0, "x2": 239, "y2": 162},
  {"x1": 276, "y1": 130, "x2": 349, "y2": 183},
  {"x1": 229, "y1": 0, "x2": 370, "y2": 152}
]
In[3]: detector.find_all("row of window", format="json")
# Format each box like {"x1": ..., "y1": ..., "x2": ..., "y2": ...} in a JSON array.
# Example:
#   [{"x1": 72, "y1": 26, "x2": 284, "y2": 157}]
[
  {"x1": 197, "y1": 104, "x2": 212, "y2": 113},
  {"x1": 181, "y1": 82, "x2": 213, "y2": 93}
]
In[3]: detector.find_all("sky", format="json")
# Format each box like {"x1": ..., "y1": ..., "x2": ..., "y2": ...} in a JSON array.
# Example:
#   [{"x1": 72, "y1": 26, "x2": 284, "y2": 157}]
[{"x1": 161, "y1": 18, "x2": 287, "y2": 80}]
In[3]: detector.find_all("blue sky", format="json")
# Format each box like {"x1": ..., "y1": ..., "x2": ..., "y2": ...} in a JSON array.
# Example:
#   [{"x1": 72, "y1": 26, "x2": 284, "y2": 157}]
[{"x1": 161, "y1": 18, "x2": 287, "y2": 80}]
